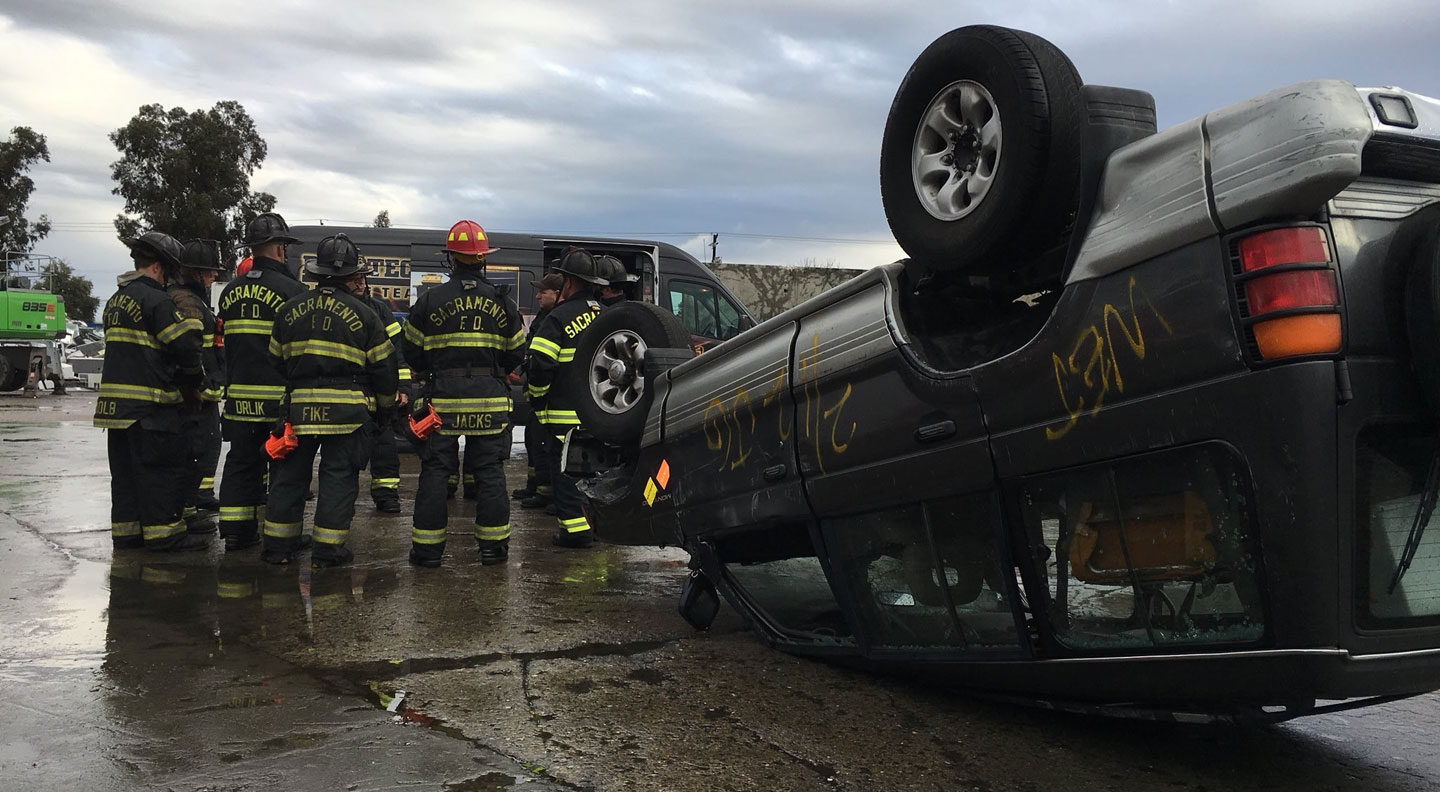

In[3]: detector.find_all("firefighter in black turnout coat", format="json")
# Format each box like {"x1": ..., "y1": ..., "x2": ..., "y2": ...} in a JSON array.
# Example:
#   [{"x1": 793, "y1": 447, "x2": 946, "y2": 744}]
[
  {"x1": 525, "y1": 246, "x2": 606, "y2": 548},
  {"x1": 168, "y1": 239, "x2": 227, "y2": 536},
  {"x1": 215, "y1": 213, "x2": 309, "y2": 550},
  {"x1": 263, "y1": 234, "x2": 399, "y2": 567},
  {"x1": 93, "y1": 231, "x2": 208, "y2": 552},
  {"x1": 357, "y1": 270, "x2": 408, "y2": 513},
  {"x1": 402, "y1": 220, "x2": 525, "y2": 567},
  {"x1": 512, "y1": 272, "x2": 563, "y2": 507}
]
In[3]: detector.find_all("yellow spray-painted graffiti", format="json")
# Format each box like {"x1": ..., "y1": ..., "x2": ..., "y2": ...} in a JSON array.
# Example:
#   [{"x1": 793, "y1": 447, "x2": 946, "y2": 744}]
[
  {"x1": 1046, "y1": 276, "x2": 1173, "y2": 441},
  {"x1": 699, "y1": 333, "x2": 857, "y2": 473},
  {"x1": 798, "y1": 333, "x2": 857, "y2": 474}
]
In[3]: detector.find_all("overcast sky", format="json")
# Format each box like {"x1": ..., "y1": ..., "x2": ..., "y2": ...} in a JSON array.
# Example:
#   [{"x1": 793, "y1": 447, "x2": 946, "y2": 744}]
[{"x1": 3, "y1": 0, "x2": 1438, "y2": 306}]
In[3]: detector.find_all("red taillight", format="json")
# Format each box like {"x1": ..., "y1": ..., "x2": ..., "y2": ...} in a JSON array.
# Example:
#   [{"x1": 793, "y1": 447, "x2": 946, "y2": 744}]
[
  {"x1": 1245, "y1": 269, "x2": 1339, "y2": 314},
  {"x1": 1239, "y1": 227, "x2": 1330, "y2": 273},
  {"x1": 1236, "y1": 227, "x2": 1342, "y2": 360}
]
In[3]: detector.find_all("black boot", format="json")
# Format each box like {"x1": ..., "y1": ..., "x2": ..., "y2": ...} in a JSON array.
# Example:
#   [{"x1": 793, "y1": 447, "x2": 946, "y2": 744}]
[
  {"x1": 478, "y1": 540, "x2": 509, "y2": 566},
  {"x1": 373, "y1": 492, "x2": 401, "y2": 514},
  {"x1": 520, "y1": 494, "x2": 551, "y2": 509},
  {"x1": 113, "y1": 535, "x2": 144, "y2": 551},
  {"x1": 185, "y1": 511, "x2": 218, "y2": 535},
  {"x1": 260, "y1": 534, "x2": 312, "y2": 565},
  {"x1": 311, "y1": 544, "x2": 354, "y2": 568},
  {"x1": 408, "y1": 547, "x2": 442, "y2": 568},
  {"x1": 195, "y1": 491, "x2": 220, "y2": 512},
  {"x1": 511, "y1": 485, "x2": 536, "y2": 500},
  {"x1": 551, "y1": 530, "x2": 595, "y2": 549},
  {"x1": 149, "y1": 532, "x2": 211, "y2": 553},
  {"x1": 224, "y1": 530, "x2": 261, "y2": 551}
]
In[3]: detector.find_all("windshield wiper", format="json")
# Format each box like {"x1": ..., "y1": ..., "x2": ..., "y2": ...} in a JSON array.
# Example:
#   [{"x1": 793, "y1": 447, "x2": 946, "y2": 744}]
[{"x1": 1388, "y1": 444, "x2": 1440, "y2": 594}]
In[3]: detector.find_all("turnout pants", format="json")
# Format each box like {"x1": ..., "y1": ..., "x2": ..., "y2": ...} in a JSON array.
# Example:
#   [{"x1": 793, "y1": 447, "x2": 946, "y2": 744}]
[
  {"x1": 181, "y1": 403, "x2": 220, "y2": 522},
  {"x1": 544, "y1": 427, "x2": 592, "y2": 539},
  {"x1": 412, "y1": 433, "x2": 509, "y2": 562},
  {"x1": 219, "y1": 420, "x2": 271, "y2": 542},
  {"x1": 108, "y1": 414, "x2": 190, "y2": 550},
  {"x1": 263, "y1": 428, "x2": 371, "y2": 557},
  {"x1": 196, "y1": 402, "x2": 221, "y2": 505},
  {"x1": 369, "y1": 417, "x2": 400, "y2": 504},
  {"x1": 522, "y1": 410, "x2": 554, "y2": 498}
]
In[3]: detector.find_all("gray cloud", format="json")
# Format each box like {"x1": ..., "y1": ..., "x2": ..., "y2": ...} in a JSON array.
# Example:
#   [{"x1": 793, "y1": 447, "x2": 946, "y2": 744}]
[{"x1": 4, "y1": 0, "x2": 1440, "y2": 302}]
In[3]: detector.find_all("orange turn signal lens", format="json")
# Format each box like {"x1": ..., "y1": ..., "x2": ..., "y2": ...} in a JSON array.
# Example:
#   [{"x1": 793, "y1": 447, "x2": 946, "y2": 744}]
[{"x1": 1252, "y1": 314, "x2": 1342, "y2": 360}]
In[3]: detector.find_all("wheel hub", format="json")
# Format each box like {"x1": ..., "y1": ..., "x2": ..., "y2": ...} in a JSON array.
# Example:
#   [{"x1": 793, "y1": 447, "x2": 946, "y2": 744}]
[
  {"x1": 607, "y1": 359, "x2": 633, "y2": 386},
  {"x1": 589, "y1": 329, "x2": 648, "y2": 415},
  {"x1": 911, "y1": 79, "x2": 1003, "y2": 221}
]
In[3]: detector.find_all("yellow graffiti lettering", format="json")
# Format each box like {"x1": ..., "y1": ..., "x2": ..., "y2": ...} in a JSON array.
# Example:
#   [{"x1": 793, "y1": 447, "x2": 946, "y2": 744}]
[{"x1": 1046, "y1": 276, "x2": 1172, "y2": 441}]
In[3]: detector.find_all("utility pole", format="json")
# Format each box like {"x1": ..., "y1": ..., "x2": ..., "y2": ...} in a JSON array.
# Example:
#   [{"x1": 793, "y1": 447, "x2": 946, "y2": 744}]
[{"x1": 710, "y1": 233, "x2": 719, "y2": 264}]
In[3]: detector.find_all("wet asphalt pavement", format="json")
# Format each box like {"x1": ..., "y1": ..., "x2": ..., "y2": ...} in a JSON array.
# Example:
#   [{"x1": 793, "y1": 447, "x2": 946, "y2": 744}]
[{"x1": 1, "y1": 391, "x2": 1439, "y2": 791}]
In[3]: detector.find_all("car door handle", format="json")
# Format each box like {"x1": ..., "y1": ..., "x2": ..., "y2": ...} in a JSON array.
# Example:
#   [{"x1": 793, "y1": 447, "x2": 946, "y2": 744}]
[
  {"x1": 915, "y1": 420, "x2": 956, "y2": 443},
  {"x1": 763, "y1": 464, "x2": 787, "y2": 482}
]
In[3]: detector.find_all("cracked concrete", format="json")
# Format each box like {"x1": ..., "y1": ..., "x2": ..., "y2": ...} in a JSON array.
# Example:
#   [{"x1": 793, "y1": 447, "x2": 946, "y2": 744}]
[{"x1": 2, "y1": 394, "x2": 1440, "y2": 791}]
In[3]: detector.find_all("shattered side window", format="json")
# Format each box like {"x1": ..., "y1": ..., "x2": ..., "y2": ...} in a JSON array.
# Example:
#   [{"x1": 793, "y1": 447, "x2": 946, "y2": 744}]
[
  {"x1": 1356, "y1": 423, "x2": 1440, "y2": 627},
  {"x1": 1018, "y1": 443, "x2": 1265, "y2": 651},
  {"x1": 822, "y1": 494, "x2": 1019, "y2": 651},
  {"x1": 722, "y1": 524, "x2": 855, "y2": 644}
]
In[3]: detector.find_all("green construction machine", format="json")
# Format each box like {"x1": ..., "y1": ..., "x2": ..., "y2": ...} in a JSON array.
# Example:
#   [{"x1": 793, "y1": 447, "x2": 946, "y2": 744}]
[{"x1": 0, "y1": 253, "x2": 68, "y2": 392}]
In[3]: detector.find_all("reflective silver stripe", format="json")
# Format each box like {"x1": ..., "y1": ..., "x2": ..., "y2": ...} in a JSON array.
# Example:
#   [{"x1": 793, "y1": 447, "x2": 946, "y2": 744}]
[
  {"x1": 275, "y1": 338, "x2": 367, "y2": 365},
  {"x1": 313, "y1": 526, "x2": 348, "y2": 545},
  {"x1": 263, "y1": 520, "x2": 303, "y2": 538},
  {"x1": 529, "y1": 336, "x2": 561, "y2": 359},
  {"x1": 105, "y1": 327, "x2": 159, "y2": 348},
  {"x1": 431, "y1": 397, "x2": 510, "y2": 411},
  {"x1": 226, "y1": 384, "x2": 286, "y2": 399},
  {"x1": 475, "y1": 523, "x2": 511, "y2": 541},
  {"x1": 217, "y1": 582, "x2": 255, "y2": 599},
  {"x1": 142, "y1": 520, "x2": 186, "y2": 541},
  {"x1": 223, "y1": 319, "x2": 274, "y2": 335},
  {"x1": 559, "y1": 516, "x2": 590, "y2": 533},
  {"x1": 293, "y1": 424, "x2": 365, "y2": 435},
  {"x1": 157, "y1": 317, "x2": 203, "y2": 344},
  {"x1": 220, "y1": 506, "x2": 258, "y2": 521},
  {"x1": 411, "y1": 527, "x2": 446, "y2": 545},
  {"x1": 111, "y1": 521, "x2": 141, "y2": 537}
]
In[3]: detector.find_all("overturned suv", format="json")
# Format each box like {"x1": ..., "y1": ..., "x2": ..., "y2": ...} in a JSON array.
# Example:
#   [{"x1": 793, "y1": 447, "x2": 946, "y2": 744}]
[{"x1": 562, "y1": 25, "x2": 1440, "y2": 720}]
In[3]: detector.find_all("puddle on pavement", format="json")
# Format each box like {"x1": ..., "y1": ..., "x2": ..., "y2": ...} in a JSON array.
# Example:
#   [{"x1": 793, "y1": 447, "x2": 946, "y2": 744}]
[{"x1": 0, "y1": 527, "x2": 110, "y2": 681}]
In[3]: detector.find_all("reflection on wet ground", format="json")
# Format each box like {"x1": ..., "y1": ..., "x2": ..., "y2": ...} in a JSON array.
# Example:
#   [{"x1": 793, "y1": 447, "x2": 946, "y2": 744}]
[{"x1": 1, "y1": 405, "x2": 1439, "y2": 791}]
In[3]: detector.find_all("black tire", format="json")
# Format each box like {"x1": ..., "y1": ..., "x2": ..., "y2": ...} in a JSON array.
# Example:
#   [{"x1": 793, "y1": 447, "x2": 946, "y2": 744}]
[
  {"x1": 567, "y1": 302, "x2": 692, "y2": 445},
  {"x1": 880, "y1": 25, "x2": 1086, "y2": 274},
  {"x1": 0, "y1": 355, "x2": 14, "y2": 392}
]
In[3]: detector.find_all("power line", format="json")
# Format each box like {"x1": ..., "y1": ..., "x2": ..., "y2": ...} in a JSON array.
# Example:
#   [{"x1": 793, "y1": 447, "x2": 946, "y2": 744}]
[{"x1": 42, "y1": 219, "x2": 900, "y2": 246}]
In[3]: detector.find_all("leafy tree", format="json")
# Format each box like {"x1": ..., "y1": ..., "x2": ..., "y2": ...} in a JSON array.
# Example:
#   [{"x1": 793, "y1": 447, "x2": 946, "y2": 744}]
[
  {"x1": 0, "y1": 126, "x2": 52, "y2": 253},
  {"x1": 372, "y1": 210, "x2": 391, "y2": 228},
  {"x1": 40, "y1": 259, "x2": 97, "y2": 323},
  {"x1": 109, "y1": 101, "x2": 275, "y2": 260}
]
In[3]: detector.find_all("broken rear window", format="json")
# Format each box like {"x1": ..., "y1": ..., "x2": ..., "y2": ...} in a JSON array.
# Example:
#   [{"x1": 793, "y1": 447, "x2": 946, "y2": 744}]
[{"x1": 1017, "y1": 443, "x2": 1266, "y2": 651}]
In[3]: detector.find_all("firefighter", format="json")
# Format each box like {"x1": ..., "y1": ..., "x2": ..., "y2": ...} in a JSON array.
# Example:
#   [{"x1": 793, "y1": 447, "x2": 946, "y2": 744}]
[
  {"x1": 353, "y1": 267, "x2": 409, "y2": 513},
  {"x1": 263, "y1": 234, "x2": 399, "y2": 567},
  {"x1": 168, "y1": 238, "x2": 227, "y2": 534},
  {"x1": 94, "y1": 231, "x2": 209, "y2": 552},
  {"x1": 595, "y1": 255, "x2": 636, "y2": 307},
  {"x1": 402, "y1": 220, "x2": 525, "y2": 567},
  {"x1": 512, "y1": 272, "x2": 562, "y2": 507},
  {"x1": 215, "y1": 212, "x2": 309, "y2": 551},
  {"x1": 525, "y1": 246, "x2": 606, "y2": 548}
]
